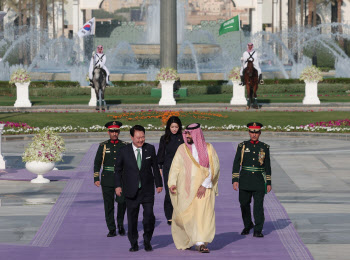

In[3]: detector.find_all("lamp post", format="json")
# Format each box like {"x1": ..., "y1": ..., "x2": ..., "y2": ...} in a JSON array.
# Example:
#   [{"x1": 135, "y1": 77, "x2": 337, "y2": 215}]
[{"x1": 0, "y1": 123, "x2": 5, "y2": 169}]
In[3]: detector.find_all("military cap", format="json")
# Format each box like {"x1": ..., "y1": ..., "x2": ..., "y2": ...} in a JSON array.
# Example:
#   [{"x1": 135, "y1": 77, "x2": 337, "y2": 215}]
[
  {"x1": 105, "y1": 121, "x2": 122, "y2": 131},
  {"x1": 247, "y1": 122, "x2": 263, "y2": 132}
]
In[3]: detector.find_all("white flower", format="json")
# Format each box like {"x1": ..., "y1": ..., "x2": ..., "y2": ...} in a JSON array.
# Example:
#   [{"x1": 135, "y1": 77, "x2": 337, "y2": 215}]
[
  {"x1": 22, "y1": 130, "x2": 65, "y2": 163},
  {"x1": 228, "y1": 67, "x2": 240, "y2": 81},
  {"x1": 299, "y1": 66, "x2": 323, "y2": 82}
]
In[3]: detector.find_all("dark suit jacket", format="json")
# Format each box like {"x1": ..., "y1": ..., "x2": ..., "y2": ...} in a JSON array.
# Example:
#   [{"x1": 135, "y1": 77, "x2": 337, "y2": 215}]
[{"x1": 114, "y1": 143, "x2": 163, "y2": 199}]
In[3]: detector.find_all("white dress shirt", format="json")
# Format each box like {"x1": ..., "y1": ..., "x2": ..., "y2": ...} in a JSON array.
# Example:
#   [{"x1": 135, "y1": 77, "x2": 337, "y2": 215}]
[
  {"x1": 132, "y1": 143, "x2": 142, "y2": 161},
  {"x1": 192, "y1": 145, "x2": 212, "y2": 188}
]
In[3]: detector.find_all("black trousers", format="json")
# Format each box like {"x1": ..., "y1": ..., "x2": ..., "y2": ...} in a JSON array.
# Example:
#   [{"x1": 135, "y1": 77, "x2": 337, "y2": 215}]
[
  {"x1": 125, "y1": 189, "x2": 155, "y2": 246},
  {"x1": 102, "y1": 185, "x2": 126, "y2": 231},
  {"x1": 239, "y1": 189, "x2": 265, "y2": 232},
  {"x1": 163, "y1": 170, "x2": 173, "y2": 221}
]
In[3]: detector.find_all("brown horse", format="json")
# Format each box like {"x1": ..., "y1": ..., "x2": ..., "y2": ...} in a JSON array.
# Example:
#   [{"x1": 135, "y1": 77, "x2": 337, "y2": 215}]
[{"x1": 243, "y1": 59, "x2": 259, "y2": 109}]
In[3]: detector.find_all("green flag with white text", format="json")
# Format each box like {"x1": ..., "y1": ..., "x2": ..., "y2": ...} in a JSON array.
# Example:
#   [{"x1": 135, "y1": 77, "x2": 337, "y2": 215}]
[{"x1": 219, "y1": 15, "x2": 240, "y2": 36}]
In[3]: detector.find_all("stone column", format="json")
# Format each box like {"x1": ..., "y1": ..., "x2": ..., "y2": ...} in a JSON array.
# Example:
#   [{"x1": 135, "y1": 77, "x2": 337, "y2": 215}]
[
  {"x1": 160, "y1": 0, "x2": 177, "y2": 69},
  {"x1": 273, "y1": 0, "x2": 278, "y2": 32},
  {"x1": 251, "y1": 0, "x2": 263, "y2": 35}
]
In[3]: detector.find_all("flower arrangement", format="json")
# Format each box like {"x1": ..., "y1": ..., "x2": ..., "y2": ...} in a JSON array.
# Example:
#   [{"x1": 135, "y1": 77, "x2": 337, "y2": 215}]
[
  {"x1": 9, "y1": 68, "x2": 31, "y2": 84},
  {"x1": 299, "y1": 66, "x2": 323, "y2": 82},
  {"x1": 156, "y1": 67, "x2": 179, "y2": 81},
  {"x1": 228, "y1": 67, "x2": 241, "y2": 81},
  {"x1": 22, "y1": 130, "x2": 65, "y2": 163}
]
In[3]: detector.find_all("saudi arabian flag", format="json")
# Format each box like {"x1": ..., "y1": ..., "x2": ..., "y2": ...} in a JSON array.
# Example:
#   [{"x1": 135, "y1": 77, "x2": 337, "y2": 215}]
[{"x1": 219, "y1": 15, "x2": 240, "y2": 36}]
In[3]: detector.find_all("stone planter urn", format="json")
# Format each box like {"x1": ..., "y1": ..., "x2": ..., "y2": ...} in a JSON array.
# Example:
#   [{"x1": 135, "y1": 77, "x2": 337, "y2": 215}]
[
  {"x1": 159, "y1": 80, "x2": 176, "y2": 106},
  {"x1": 303, "y1": 81, "x2": 320, "y2": 105},
  {"x1": 230, "y1": 80, "x2": 246, "y2": 105},
  {"x1": 26, "y1": 161, "x2": 55, "y2": 183},
  {"x1": 14, "y1": 82, "x2": 32, "y2": 107}
]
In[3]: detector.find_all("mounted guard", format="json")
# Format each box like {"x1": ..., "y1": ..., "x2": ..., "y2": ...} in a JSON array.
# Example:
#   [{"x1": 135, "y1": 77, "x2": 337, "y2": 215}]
[
  {"x1": 89, "y1": 45, "x2": 111, "y2": 86},
  {"x1": 240, "y1": 43, "x2": 264, "y2": 109},
  {"x1": 240, "y1": 43, "x2": 263, "y2": 86}
]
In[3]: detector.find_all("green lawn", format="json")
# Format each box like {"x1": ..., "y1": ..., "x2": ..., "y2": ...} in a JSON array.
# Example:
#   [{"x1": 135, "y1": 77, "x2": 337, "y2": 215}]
[
  {"x1": 1, "y1": 111, "x2": 349, "y2": 129},
  {"x1": 1, "y1": 93, "x2": 350, "y2": 106}
]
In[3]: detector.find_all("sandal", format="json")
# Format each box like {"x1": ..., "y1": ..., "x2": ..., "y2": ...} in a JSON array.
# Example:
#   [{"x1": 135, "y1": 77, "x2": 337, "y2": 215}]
[{"x1": 198, "y1": 245, "x2": 210, "y2": 253}]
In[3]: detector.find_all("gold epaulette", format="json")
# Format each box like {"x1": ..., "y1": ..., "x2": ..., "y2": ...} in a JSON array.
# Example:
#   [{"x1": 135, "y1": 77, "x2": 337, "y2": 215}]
[
  {"x1": 264, "y1": 143, "x2": 270, "y2": 148},
  {"x1": 100, "y1": 140, "x2": 108, "y2": 146},
  {"x1": 119, "y1": 140, "x2": 129, "y2": 145},
  {"x1": 238, "y1": 141, "x2": 244, "y2": 147}
]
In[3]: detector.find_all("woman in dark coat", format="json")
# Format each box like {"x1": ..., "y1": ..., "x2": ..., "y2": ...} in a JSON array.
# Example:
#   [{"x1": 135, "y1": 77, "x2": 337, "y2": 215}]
[{"x1": 157, "y1": 116, "x2": 184, "y2": 225}]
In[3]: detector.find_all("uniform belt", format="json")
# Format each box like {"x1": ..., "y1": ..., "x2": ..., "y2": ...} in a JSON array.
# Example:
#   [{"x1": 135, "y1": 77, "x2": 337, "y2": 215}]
[
  {"x1": 103, "y1": 166, "x2": 114, "y2": 172},
  {"x1": 242, "y1": 166, "x2": 264, "y2": 172}
]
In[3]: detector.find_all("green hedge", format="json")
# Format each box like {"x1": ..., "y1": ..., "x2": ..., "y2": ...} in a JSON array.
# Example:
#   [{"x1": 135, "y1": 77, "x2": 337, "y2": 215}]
[
  {"x1": 1, "y1": 80, "x2": 350, "y2": 97},
  {"x1": 186, "y1": 83, "x2": 350, "y2": 95},
  {"x1": 112, "y1": 81, "x2": 158, "y2": 87},
  {"x1": 0, "y1": 80, "x2": 80, "y2": 88},
  {"x1": 0, "y1": 86, "x2": 153, "y2": 97}
]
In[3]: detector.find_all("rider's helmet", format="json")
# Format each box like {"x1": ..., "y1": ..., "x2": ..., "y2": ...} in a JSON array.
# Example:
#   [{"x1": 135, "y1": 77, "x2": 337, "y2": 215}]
[{"x1": 97, "y1": 45, "x2": 103, "y2": 54}]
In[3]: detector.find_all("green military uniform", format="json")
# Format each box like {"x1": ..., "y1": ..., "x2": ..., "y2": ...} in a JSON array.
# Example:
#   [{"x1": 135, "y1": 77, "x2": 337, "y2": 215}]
[
  {"x1": 94, "y1": 124, "x2": 127, "y2": 235},
  {"x1": 232, "y1": 123, "x2": 271, "y2": 235}
]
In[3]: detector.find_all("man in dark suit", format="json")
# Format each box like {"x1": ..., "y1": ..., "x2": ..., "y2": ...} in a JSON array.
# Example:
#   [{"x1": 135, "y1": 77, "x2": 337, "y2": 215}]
[{"x1": 115, "y1": 125, "x2": 163, "y2": 252}]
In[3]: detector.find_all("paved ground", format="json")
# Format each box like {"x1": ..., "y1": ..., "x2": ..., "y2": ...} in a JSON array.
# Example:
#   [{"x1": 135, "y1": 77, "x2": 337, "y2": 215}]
[{"x1": 1, "y1": 131, "x2": 350, "y2": 259}]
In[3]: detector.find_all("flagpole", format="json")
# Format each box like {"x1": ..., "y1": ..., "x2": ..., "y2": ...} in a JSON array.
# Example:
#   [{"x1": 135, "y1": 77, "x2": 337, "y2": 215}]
[{"x1": 238, "y1": 15, "x2": 242, "y2": 55}]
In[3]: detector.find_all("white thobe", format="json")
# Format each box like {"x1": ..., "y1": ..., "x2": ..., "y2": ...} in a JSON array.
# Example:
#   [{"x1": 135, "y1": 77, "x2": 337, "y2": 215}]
[
  {"x1": 89, "y1": 53, "x2": 110, "y2": 80},
  {"x1": 240, "y1": 50, "x2": 261, "y2": 76}
]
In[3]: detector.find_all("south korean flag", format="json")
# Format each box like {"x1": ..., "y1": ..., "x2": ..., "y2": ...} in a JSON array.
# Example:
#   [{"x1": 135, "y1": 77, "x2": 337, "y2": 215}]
[{"x1": 77, "y1": 17, "x2": 95, "y2": 37}]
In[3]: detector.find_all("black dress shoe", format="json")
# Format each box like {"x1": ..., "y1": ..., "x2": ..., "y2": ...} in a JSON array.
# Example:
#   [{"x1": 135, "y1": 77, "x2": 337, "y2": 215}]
[
  {"x1": 129, "y1": 244, "x2": 139, "y2": 252},
  {"x1": 144, "y1": 242, "x2": 153, "y2": 252},
  {"x1": 241, "y1": 223, "x2": 254, "y2": 235},
  {"x1": 107, "y1": 230, "x2": 116, "y2": 237},
  {"x1": 167, "y1": 220, "x2": 172, "y2": 226},
  {"x1": 253, "y1": 231, "x2": 264, "y2": 238},
  {"x1": 118, "y1": 225, "x2": 126, "y2": 236}
]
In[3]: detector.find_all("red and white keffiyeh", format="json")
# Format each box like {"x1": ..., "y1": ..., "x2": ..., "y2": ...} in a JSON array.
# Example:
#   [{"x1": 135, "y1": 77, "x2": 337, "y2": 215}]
[{"x1": 183, "y1": 123, "x2": 209, "y2": 168}]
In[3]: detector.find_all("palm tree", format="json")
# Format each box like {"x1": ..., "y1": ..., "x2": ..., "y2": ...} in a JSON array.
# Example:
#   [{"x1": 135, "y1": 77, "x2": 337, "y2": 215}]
[
  {"x1": 336, "y1": 0, "x2": 343, "y2": 47},
  {"x1": 52, "y1": 0, "x2": 55, "y2": 38},
  {"x1": 61, "y1": 0, "x2": 64, "y2": 37}
]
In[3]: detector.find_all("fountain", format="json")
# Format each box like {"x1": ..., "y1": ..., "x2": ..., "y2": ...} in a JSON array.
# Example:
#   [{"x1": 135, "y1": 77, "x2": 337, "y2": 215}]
[{"x1": 1, "y1": 2, "x2": 350, "y2": 82}]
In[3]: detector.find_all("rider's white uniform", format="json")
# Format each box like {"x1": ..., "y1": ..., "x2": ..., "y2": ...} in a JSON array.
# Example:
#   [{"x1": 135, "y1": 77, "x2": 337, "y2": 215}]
[
  {"x1": 239, "y1": 50, "x2": 261, "y2": 76},
  {"x1": 89, "y1": 53, "x2": 110, "y2": 80}
]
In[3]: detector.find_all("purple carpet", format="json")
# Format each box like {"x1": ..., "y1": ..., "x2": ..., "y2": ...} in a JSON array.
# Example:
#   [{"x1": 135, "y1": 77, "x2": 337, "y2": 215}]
[{"x1": 0, "y1": 143, "x2": 314, "y2": 260}]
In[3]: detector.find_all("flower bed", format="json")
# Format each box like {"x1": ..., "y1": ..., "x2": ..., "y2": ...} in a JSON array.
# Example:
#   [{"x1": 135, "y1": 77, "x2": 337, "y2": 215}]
[
  {"x1": 2, "y1": 122, "x2": 350, "y2": 135},
  {"x1": 108, "y1": 110, "x2": 227, "y2": 125}
]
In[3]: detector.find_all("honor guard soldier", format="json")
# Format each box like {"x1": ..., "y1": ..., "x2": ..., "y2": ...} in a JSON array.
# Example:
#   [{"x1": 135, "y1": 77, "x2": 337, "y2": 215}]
[
  {"x1": 94, "y1": 121, "x2": 127, "y2": 237},
  {"x1": 232, "y1": 122, "x2": 271, "y2": 238}
]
